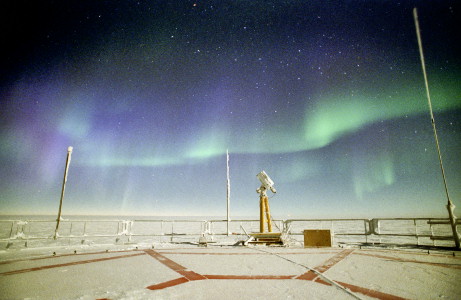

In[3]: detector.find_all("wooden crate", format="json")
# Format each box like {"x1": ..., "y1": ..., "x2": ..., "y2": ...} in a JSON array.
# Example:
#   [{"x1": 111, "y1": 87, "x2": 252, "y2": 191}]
[{"x1": 303, "y1": 229, "x2": 332, "y2": 247}]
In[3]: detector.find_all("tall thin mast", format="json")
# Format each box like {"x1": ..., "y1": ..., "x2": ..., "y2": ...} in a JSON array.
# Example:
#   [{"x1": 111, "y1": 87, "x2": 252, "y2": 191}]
[
  {"x1": 413, "y1": 8, "x2": 459, "y2": 249},
  {"x1": 226, "y1": 149, "x2": 231, "y2": 236},
  {"x1": 54, "y1": 146, "x2": 73, "y2": 239}
]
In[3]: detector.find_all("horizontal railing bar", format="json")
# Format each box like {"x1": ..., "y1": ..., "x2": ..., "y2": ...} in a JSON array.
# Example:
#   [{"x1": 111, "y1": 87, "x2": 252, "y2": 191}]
[
  {"x1": 427, "y1": 220, "x2": 461, "y2": 225},
  {"x1": 371, "y1": 218, "x2": 449, "y2": 221},
  {"x1": 430, "y1": 236, "x2": 455, "y2": 240},
  {"x1": 2, "y1": 233, "x2": 447, "y2": 239},
  {"x1": 289, "y1": 233, "x2": 436, "y2": 237},
  {"x1": 132, "y1": 219, "x2": 206, "y2": 223},
  {"x1": 285, "y1": 218, "x2": 369, "y2": 222},
  {"x1": 0, "y1": 217, "x2": 452, "y2": 223}
]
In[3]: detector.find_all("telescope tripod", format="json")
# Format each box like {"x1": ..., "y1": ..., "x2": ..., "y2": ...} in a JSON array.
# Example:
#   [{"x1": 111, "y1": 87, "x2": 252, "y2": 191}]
[{"x1": 258, "y1": 186, "x2": 272, "y2": 233}]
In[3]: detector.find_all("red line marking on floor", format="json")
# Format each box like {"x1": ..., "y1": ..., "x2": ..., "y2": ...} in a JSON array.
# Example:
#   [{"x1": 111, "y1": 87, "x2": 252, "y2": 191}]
[
  {"x1": 146, "y1": 277, "x2": 190, "y2": 290},
  {"x1": 314, "y1": 278, "x2": 332, "y2": 286},
  {"x1": 143, "y1": 248, "x2": 408, "y2": 299},
  {"x1": 316, "y1": 249, "x2": 354, "y2": 273},
  {"x1": 336, "y1": 280, "x2": 408, "y2": 300},
  {"x1": 0, "y1": 252, "x2": 145, "y2": 276},
  {"x1": 0, "y1": 247, "x2": 410, "y2": 300},
  {"x1": 361, "y1": 249, "x2": 461, "y2": 260},
  {"x1": 354, "y1": 252, "x2": 461, "y2": 269},
  {"x1": 295, "y1": 271, "x2": 318, "y2": 281},
  {"x1": 295, "y1": 249, "x2": 354, "y2": 281},
  {"x1": 204, "y1": 275, "x2": 294, "y2": 280},
  {"x1": 144, "y1": 249, "x2": 206, "y2": 281},
  {"x1": 0, "y1": 249, "x2": 142, "y2": 265}
]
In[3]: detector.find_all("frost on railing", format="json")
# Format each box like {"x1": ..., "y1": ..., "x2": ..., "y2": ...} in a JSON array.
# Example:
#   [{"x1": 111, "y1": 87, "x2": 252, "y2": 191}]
[
  {"x1": 0, "y1": 217, "x2": 459, "y2": 249},
  {"x1": 1, "y1": 220, "x2": 30, "y2": 248},
  {"x1": 115, "y1": 220, "x2": 133, "y2": 243},
  {"x1": 12, "y1": 221, "x2": 28, "y2": 239},
  {"x1": 118, "y1": 220, "x2": 133, "y2": 236}
]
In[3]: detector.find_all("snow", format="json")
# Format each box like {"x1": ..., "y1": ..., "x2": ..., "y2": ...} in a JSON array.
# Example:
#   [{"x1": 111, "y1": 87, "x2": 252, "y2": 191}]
[
  {"x1": 330, "y1": 251, "x2": 461, "y2": 299},
  {"x1": 165, "y1": 251, "x2": 307, "y2": 276},
  {"x1": 1, "y1": 243, "x2": 460, "y2": 300},
  {"x1": 147, "y1": 278, "x2": 360, "y2": 300}
]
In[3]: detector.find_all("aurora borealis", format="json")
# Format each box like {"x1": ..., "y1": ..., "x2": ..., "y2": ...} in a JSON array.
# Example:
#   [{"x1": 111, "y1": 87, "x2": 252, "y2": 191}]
[{"x1": 1, "y1": 1, "x2": 460, "y2": 217}]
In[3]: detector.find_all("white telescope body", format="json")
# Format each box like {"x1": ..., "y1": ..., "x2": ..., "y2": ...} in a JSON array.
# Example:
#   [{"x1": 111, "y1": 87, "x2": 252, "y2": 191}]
[{"x1": 256, "y1": 170, "x2": 276, "y2": 193}]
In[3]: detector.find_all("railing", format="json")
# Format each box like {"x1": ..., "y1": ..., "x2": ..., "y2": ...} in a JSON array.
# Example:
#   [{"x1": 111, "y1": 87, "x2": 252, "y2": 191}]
[
  {"x1": 0, "y1": 217, "x2": 459, "y2": 249},
  {"x1": 284, "y1": 218, "x2": 460, "y2": 247}
]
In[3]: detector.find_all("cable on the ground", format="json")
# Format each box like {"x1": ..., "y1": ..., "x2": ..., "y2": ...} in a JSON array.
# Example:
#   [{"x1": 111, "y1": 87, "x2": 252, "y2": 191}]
[{"x1": 250, "y1": 247, "x2": 364, "y2": 300}]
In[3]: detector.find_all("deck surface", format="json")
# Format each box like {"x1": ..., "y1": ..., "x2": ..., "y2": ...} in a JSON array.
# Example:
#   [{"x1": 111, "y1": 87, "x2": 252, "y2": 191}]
[{"x1": 1, "y1": 245, "x2": 460, "y2": 299}]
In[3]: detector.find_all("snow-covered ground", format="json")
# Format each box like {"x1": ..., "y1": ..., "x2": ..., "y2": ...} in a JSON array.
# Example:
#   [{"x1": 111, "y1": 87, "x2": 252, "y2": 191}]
[{"x1": 1, "y1": 243, "x2": 460, "y2": 300}]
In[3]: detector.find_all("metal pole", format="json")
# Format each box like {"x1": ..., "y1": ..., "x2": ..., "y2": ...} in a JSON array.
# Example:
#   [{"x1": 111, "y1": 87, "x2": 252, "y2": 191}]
[
  {"x1": 226, "y1": 149, "x2": 231, "y2": 236},
  {"x1": 54, "y1": 146, "x2": 73, "y2": 240},
  {"x1": 413, "y1": 8, "x2": 460, "y2": 249}
]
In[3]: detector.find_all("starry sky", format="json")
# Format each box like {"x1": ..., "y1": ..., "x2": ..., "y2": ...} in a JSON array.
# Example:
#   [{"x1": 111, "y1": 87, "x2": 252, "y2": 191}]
[{"x1": 1, "y1": 0, "x2": 460, "y2": 218}]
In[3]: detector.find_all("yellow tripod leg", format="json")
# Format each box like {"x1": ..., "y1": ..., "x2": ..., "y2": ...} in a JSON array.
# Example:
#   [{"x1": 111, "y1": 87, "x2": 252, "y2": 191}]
[
  {"x1": 264, "y1": 197, "x2": 272, "y2": 232},
  {"x1": 260, "y1": 196, "x2": 265, "y2": 233}
]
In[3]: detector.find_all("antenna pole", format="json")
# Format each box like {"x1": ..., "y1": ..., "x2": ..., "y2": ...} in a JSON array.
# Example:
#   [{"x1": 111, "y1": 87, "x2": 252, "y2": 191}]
[
  {"x1": 413, "y1": 8, "x2": 459, "y2": 249},
  {"x1": 226, "y1": 149, "x2": 231, "y2": 236},
  {"x1": 54, "y1": 146, "x2": 73, "y2": 240}
]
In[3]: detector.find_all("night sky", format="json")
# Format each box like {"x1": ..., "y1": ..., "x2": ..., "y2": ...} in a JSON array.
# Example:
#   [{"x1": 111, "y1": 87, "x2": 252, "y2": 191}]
[{"x1": 1, "y1": 1, "x2": 460, "y2": 218}]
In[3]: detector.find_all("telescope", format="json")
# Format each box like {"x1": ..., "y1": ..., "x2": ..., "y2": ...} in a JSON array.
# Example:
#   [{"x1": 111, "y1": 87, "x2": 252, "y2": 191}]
[{"x1": 256, "y1": 170, "x2": 276, "y2": 194}]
